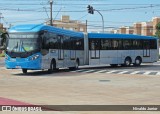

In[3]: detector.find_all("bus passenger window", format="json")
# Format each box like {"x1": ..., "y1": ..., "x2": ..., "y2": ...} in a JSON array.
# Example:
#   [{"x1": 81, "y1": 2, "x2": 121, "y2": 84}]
[
  {"x1": 123, "y1": 40, "x2": 131, "y2": 49},
  {"x1": 112, "y1": 40, "x2": 118, "y2": 49},
  {"x1": 41, "y1": 32, "x2": 49, "y2": 50},
  {"x1": 118, "y1": 40, "x2": 123, "y2": 50},
  {"x1": 150, "y1": 39, "x2": 157, "y2": 49},
  {"x1": 101, "y1": 39, "x2": 111, "y2": 50},
  {"x1": 91, "y1": 41, "x2": 95, "y2": 50}
]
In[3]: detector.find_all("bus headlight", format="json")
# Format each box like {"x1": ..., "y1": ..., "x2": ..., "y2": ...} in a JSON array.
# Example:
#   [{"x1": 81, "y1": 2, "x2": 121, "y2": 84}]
[
  {"x1": 5, "y1": 56, "x2": 9, "y2": 60},
  {"x1": 30, "y1": 55, "x2": 39, "y2": 61}
]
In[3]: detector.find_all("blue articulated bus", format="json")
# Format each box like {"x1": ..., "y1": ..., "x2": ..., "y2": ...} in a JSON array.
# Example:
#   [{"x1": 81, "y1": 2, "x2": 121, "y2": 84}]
[{"x1": 5, "y1": 24, "x2": 159, "y2": 73}]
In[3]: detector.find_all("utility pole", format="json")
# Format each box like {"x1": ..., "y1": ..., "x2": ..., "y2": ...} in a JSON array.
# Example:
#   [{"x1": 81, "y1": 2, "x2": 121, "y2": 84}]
[
  {"x1": 50, "y1": 0, "x2": 53, "y2": 26},
  {"x1": 86, "y1": 20, "x2": 87, "y2": 33}
]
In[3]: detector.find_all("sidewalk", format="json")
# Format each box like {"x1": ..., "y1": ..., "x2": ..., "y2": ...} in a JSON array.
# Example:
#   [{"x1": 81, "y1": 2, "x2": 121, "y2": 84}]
[{"x1": 0, "y1": 57, "x2": 5, "y2": 67}]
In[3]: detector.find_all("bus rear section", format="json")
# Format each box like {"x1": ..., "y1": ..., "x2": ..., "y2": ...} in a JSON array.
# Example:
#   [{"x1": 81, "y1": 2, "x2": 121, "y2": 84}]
[{"x1": 87, "y1": 33, "x2": 158, "y2": 66}]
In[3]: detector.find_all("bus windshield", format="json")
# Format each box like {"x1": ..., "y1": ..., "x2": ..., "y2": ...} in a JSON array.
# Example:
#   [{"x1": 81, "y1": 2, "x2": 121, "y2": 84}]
[{"x1": 7, "y1": 33, "x2": 40, "y2": 52}]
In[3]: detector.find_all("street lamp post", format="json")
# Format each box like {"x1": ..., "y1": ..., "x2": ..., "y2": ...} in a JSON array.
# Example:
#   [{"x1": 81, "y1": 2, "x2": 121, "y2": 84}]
[
  {"x1": 87, "y1": 5, "x2": 104, "y2": 33},
  {"x1": 94, "y1": 10, "x2": 104, "y2": 33}
]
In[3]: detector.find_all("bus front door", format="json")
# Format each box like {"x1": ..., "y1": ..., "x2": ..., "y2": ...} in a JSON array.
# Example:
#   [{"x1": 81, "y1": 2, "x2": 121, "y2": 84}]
[{"x1": 143, "y1": 40, "x2": 150, "y2": 57}]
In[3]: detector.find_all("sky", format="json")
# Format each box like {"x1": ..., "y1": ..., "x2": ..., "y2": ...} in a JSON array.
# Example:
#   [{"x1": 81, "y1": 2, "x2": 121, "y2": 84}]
[{"x1": 0, "y1": 0, "x2": 160, "y2": 32}]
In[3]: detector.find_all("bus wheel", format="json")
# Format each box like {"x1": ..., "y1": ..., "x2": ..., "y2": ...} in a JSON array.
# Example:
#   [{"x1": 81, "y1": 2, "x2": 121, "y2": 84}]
[
  {"x1": 124, "y1": 57, "x2": 131, "y2": 67},
  {"x1": 22, "y1": 69, "x2": 27, "y2": 74},
  {"x1": 134, "y1": 57, "x2": 142, "y2": 66},
  {"x1": 48, "y1": 60, "x2": 56, "y2": 73},
  {"x1": 110, "y1": 64, "x2": 118, "y2": 67}
]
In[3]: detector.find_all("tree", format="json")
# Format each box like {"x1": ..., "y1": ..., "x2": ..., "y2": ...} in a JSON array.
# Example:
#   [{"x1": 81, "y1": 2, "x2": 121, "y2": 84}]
[
  {"x1": 155, "y1": 22, "x2": 160, "y2": 38},
  {"x1": 0, "y1": 31, "x2": 8, "y2": 50}
]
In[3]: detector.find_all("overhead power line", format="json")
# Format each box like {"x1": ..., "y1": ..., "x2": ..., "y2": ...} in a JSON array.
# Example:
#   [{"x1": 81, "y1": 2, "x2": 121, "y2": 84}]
[
  {"x1": 1, "y1": 3, "x2": 160, "y2": 6},
  {"x1": 0, "y1": 4, "x2": 159, "y2": 12}
]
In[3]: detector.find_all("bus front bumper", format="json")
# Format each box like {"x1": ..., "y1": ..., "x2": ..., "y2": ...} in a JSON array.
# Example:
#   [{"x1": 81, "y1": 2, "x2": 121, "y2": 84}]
[{"x1": 5, "y1": 56, "x2": 41, "y2": 70}]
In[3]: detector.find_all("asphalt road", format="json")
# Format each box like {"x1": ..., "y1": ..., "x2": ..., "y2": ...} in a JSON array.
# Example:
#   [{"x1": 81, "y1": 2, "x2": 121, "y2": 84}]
[{"x1": 0, "y1": 58, "x2": 160, "y2": 114}]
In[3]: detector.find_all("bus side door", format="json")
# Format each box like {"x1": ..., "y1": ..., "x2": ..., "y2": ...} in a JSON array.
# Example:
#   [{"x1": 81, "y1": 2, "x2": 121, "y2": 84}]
[
  {"x1": 90, "y1": 39, "x2": 100, "y2": 59},
  {"x1": 143, "y1": 40, "x2": 150, "y2": 57}
]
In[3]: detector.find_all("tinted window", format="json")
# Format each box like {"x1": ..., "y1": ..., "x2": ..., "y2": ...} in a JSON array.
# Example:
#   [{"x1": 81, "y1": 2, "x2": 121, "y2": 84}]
[
  {"x1": 89, "y1": 39, "x2": 100, "y2": 50},
  {"x1": 101, "y1": 39, "x2": 112, "y2": 50},
  {"x1": 150, "y1": 39, "x2": 157, "y2": 49},
  {"x1": 123, "y1": 39, "x2": 132, "y2": 49}
]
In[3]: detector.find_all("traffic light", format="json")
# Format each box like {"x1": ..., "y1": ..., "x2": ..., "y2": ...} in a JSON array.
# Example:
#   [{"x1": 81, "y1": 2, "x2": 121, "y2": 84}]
[{"x1": 87, "y1": 5, "x2": 94, "y2": 14}]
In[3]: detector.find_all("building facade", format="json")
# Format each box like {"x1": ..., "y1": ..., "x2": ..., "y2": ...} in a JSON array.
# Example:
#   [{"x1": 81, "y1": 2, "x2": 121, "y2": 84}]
[
  {"x1": 119, "y1": 26, "x2": 126, "y2": 34},
  {"x1": 126, "y1": 27, "x2": 134, "y2": 34},
  {"x1": 133, "y1": 23, "x2": 142, "y2": 35},
  {"x1": 152, "y1": 17, "x2": 160, "y2": 35},
  {"x1": 141, "y1": 22, "x2": 153, "y2": 36},
  {"x1": 111, "y1": 17, "x2": 160, "y2": 36},
  {"x1": 47, "y1": 15, "x2": 87, "y2": 32}
]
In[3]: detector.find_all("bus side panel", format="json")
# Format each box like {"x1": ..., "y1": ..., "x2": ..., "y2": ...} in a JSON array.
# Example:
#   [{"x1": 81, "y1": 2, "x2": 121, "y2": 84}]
[
  {"x1": 89, "y1": 51, "x2": 100, "y2": 65},
  {"x1": 150, "y1": 49, "x2": 158, "y2": 62},
  {"x1": 76, "y1": 50, "x2": 84, "y2": 66},
  {"x1": 99, "y1": 50, "x2": 118, "y2": 64}
]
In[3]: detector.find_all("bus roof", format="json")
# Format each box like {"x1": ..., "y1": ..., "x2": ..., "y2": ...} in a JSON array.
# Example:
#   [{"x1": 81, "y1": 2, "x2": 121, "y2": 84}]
[
  {"x1": 9, "y1": 24, "x2": 84, "y2": 38},
  {"x1": 88, "y1": 33, "x2": 157, "y2": 40}
]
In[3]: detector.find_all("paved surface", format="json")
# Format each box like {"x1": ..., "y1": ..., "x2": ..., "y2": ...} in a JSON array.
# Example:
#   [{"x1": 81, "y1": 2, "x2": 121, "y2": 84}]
[
  {"x1": 71, "y1": 68, "x2": 160, "y2": 76},
  {"x1": 0, "y1": 57, "x2": 160, "y2": 114},
  {"x1": 0, "y1": 57, "x2": 4, "y2": 67}
]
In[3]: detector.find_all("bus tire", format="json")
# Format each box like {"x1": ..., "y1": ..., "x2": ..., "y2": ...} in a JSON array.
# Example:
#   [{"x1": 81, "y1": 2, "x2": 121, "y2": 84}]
[
  {"x1": 69, "y1": 59, "x2": 79, "y2": 70},
  {"x1": 133, "y1": 57, "x2": 142, "y2": 66},
  {"x1": 48, "y1": 60, "x2": 56, "y2": 73},
  {"x1": 124, "y1": 57, "x2": 131, "y2": 67},
  {"x1": 22, "y1": 69, "x2": 27, "y2": 74}
]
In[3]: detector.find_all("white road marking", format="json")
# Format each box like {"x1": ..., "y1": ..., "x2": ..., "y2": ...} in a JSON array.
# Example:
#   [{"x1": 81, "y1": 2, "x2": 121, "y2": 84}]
[
  {"x1": 94, "y1": 70, "x2": 107, "y2": 73},
  {"x1": 117, "y1": 71, "x2": 128, "y2": 74},
  {"x1": 83, "y1": 70, "x2": 96, "y2": 73},
  {"x1": 106, "y1": 70, "x2": 119, "y2": 74},
  {"x1": 156, "y1": 72, "x2": 160, "y2": 75},
  {"x1": 130, "y1": 71, "x2": 140, "y2": 75},
  {"x1": 143, "y1": 71, "x2": 151, "y2": 75}
]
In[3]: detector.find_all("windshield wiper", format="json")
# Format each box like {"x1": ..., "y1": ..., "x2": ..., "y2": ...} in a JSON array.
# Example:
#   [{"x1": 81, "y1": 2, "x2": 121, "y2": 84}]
[{"x1": 20, "y1": 41, "x2": 27, "y2": 52}]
